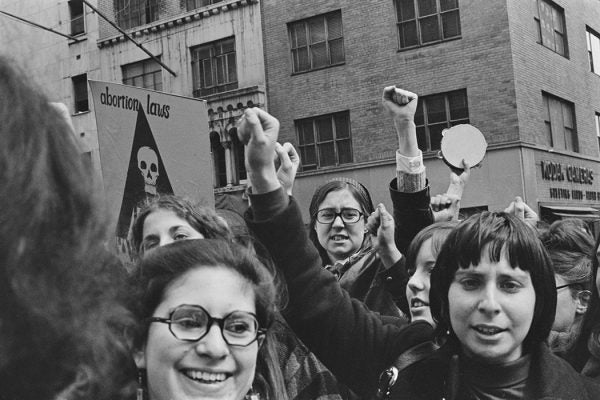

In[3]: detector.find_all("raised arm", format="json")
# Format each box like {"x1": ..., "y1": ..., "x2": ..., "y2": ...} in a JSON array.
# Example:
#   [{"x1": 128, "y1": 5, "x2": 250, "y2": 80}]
[{"x1": 238, "y1": 108, "x2": 434, "y2": 397}]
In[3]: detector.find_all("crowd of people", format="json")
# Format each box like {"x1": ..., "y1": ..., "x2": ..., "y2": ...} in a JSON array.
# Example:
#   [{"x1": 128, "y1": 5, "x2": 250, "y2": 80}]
[{"x1": 4, "y1": 53, "x2": 600, "y2": 400}]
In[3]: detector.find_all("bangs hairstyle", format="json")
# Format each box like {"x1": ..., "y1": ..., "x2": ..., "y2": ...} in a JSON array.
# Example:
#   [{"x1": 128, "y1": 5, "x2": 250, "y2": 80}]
[
  {"x1": 308, "y1": 178, "x2": 374, "y2": 264},
  {"x1": 430, "y1": 212, "x2": 557, "y2": 348}
]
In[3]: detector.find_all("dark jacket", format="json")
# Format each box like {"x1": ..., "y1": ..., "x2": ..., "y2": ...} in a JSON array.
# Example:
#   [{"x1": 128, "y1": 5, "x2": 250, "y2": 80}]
[
  {"x1": 323, "y1": 178, "x2": 434, "y2": 319},
  {"x1": 391, "y1": 342, "x2": 600, "y2": 400},
  {"x1": 246, "y1": 192, "x2": 434, "y2": 398}
]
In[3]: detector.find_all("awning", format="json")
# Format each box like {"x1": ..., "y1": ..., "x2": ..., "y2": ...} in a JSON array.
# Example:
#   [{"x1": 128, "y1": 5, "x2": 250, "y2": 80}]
[{"x1": 540, "y1": 205, "x2": 600, "y2": 221}]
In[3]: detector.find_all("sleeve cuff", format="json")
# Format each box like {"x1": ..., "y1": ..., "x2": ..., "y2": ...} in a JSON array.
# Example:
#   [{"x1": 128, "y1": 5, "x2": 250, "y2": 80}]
[
  {"x1": 248, "y1": 187, "x2": 288, "y2": 221},
  {"x1": 396, "y1": 149, "x2": 425, "y2": 174}
]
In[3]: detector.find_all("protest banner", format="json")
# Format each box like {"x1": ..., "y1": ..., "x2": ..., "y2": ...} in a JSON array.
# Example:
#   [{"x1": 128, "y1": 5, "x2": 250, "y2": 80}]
[{"x1": 89, "y1": 81, "x2": 213, "y2": 258}]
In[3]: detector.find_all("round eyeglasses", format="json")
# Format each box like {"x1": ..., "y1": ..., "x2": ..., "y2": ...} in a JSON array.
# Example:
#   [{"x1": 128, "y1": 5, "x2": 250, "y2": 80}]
[
  {"x1": 315, "y1": 207, "x2": 364, "y2": 224},
  {"x1": 149, "y1": 304, "x2": 266, "y2": 347}
]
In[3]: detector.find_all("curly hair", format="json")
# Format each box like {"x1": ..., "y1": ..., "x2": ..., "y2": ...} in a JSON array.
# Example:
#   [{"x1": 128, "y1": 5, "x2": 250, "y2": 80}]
[
  {"x1": 129, "y1": 194, "x2": 233, "y2": 259},
  {"x1": 129, "y1": 239, "x2": 288, "y2": 400},
  {"x1": 0, "y1": 55, "x2": 136, "y2": 400}
]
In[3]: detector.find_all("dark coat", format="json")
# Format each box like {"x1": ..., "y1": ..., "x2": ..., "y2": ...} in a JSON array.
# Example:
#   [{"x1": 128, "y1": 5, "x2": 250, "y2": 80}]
[
  {"x1": 390, "y1": 342, "x2": 600, "y2": 400},
  {"x1": 246, "y1": 192, "x2": 434, "y2": 399}
]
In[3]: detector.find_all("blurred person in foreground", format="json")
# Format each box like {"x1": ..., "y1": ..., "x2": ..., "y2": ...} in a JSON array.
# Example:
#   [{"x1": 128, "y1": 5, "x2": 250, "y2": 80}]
[{"x1": 0, "y1": 55, "x2": 136, "y2": 400}]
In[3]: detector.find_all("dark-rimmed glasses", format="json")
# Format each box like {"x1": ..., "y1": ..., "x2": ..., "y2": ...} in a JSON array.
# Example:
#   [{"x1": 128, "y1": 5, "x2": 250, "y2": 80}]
[
  {"x1": 149, "y1": 304, "x2": 266, "y2": 347},
  {"x1": 556, "y1": 283, "x2": 592, "y2": 302},
  {"x1": 315, "y1": 208, "x2": 363, "y2": 224}
]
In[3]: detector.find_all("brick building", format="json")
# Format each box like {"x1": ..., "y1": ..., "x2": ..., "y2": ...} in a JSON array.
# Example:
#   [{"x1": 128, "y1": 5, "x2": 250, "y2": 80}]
[{"x1": 260, "y1": 0, "x2": 600, "y2": 227}]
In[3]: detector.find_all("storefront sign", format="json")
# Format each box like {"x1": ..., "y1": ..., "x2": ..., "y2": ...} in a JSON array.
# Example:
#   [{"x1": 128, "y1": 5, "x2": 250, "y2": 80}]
[{"x1": 540, "y1": 161, "x2": 593, "y2": 184}]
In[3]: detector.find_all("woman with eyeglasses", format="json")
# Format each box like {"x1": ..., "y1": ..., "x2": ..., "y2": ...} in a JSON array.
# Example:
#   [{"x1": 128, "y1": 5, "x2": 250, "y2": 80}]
[
  {"x1": 539, "y1": 218, "x2": 594, "y2": 359},
  {"x1": 129, "y1": 238, "x2": 287, "y2": 400}
]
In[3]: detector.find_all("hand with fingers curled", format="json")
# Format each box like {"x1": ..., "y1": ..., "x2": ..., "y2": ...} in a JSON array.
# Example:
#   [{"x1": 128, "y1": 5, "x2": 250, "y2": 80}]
[
  {"x1": 236, "y1": 107, "x2": 281, "y2": 194},
  {"x1": 382, "y1": 86, "x2": 419, "y2": 158},
  {"x1": 275, "y1": 142, "x2": 300, "y2": 196},
  {"x1": 366, "y1": 203, "x2": 403, "y2": 269},
  {"x1": 432, "y1": 159, "x2": 471, "y2": 222},
  {"x1": 503, "y1": 196, "x2": 539, "y2": 225}
]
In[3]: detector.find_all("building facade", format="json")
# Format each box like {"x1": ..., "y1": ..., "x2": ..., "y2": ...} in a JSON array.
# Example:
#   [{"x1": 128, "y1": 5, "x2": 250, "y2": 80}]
[
  {"x1": 260, "y1": 0, "x2": 600, "y2": 226},
  {"x1": 0, "y1": 0, "x2": 264, "y2": 213}
]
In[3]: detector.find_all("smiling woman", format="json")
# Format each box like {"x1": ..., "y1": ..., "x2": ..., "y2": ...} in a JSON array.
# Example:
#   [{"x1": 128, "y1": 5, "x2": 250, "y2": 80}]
[{"x1": 129, "y1": 239, "x2": 287, "y2": 400}]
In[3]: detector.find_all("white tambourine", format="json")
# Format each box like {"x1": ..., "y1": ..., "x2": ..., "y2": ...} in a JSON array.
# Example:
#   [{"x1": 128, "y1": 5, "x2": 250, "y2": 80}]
[{"x1": 438, "y1": 124, "x2": 487, "y2": 170}]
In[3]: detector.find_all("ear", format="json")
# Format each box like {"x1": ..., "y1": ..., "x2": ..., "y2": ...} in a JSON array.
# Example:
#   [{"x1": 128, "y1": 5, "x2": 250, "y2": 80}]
[
  {"x1": 257, "y1": 333, "x2": 266, "y2": 349},
  {"x1": 134, "y1": 348, "x2": 147, "y2": 369},
  {"x1": 575, "y1": 293, "x2": 590, "y2": 315}
]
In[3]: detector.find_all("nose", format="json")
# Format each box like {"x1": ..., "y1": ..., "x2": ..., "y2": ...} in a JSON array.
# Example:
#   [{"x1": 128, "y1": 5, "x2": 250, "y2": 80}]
[
  {"x1": 331, "y1": 213, "x2": 345, "y2": 228},
  {"x1": 159, "y1": 235, "x2": 174, "y2": 247},
  {"x1": 407, "y1": 273, "x2": 424, "y2": 292},
  {"x1": 477, "y1": 285, "x2": 501, "y2": 315},
  {"x1": 194, "y1": 323, "x2": 230, "y2": 358}
]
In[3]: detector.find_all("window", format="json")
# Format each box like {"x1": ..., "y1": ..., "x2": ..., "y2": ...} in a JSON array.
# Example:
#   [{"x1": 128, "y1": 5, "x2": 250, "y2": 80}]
[
  {"x1": 122, "y1": 59, "x2": 163, "y2": 91},
  {"x1": 230, "y1": 128, "x2": 247, "y2": 182},
  {"x1": 115, "y1": 0, "x2": 159, "y2": 30},
  {"x1": 69, "y1": 0, "x2": 85, "y2": 36},
  {"x1": 288, "y1": 11, "x2": 345, "y2": 73},
  {"x1": 72, "y1": 74, "x2": 89, "y2": 113},
  {"x1": 210, "y1": 131, "x2": 227, "y2": 187},
  {"x1": 394, "y1": 0, "x2": 461, "y2": 49},
  {"x1": 185, "y1": 0, "x2": 222, "y2": 11},
  {"x1": 535, "y1": 0, "x2": 568, "y2": 57},
  {"x1": 595, "y1": 113, "x2": 600, "y2": 151},
  {"x1": 296, "y1": 111, "x2": 352, "y2": 171},
  {"x1": 587, "y1": 27, "x2": 600, "y2": 75},
  {"x1": 414, "y1": 89, "x2": 469, "y2": 152},
  {"x1": 191, "y1": 37, "x2": 238, "y2": 97},
  {"x1": 542, "y1": 92, "x2": 577, "y2": 152}
]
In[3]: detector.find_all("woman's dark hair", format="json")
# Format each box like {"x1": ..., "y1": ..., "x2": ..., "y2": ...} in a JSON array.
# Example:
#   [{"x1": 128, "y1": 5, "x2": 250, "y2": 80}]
[
  {"x1": 308, "y1": 178, "x2": 375, "y2": 264},
  {"x1": 568, "y1": 233, "x2": 600, "y2": 371},
  {"x1": 129, "y1": 239, "x2": 287, "y2": 400},
  {"x1": 540, "y1": 218, "x2": 594, "y2": 296},
  {"x1": 430, "y1": 211, "x2": 557, "y2": 351},
  {"x1": 129, "y1": 194, "x2": 233, "y2": 258},
  {"x1": 0, "y1": 56, "x2": 136, "y2": 400}
]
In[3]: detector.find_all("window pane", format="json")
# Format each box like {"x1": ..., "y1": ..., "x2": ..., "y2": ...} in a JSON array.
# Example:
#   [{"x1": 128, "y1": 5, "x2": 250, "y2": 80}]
[
  {"x1": 552, "y1": 7, "x2": 563, "y2": 34},
  {"x1": 298, "y1": 121, "x2": 315, "y2": 145},
  {"x1": 316, "y1": 117, "x2": 333, "y2": 141},
  {"x1": 337, "y1": 139, "x2": 353, "y2": 164},
  {"x1": 538, "y1": 1, "x2": 555, "y2": 49},
  {"x1": 562, "y1": 102, "x2": 573, "y2": 128},
  {"x1": 555, "y1": 32, "x2": 565, "y2": 55},
  {"x1": 420, "y1": 15, "x2": 441, "y2": 43},
  {"x1": 327, "y1": 13, "x2": 343, "y2": 38},
  {"x1": 301, "y1": 146, "x2": 317, "y2": 169},
  {"x1": 427, "y1": 95, "x2": 446, "y2": 123},
  {"x1": 396, "y1": 0, "x2": 415, "y2": 21},
  {"x1": 564, "y1": 127, "x2": 575, "y2": 151},
  {"x1": 311, "y1": 42, "x2": 327, "y2": 68},
  {"x1": 418, "y1": 0, "x2": 437, "y2": 16},
  {"x1": 319, "y1": 142, "x2": 336, "y2": 166},
  {"x1": 292, "y1": 23, "x2": 307, "y2": 47},
  {"x1": 442, "y1": 10, "x2": 460, "y2": 38},
  {"x1": 400, "y1": 21, "x2": 418, "y2": 48},
  {"x1": 440, "y1": 0, "x2": 458, "y2": 12},
  {"x1": 294, "y1": 48, "x2": 310, "y2": 72},
  {"x1": 309, "y1": 17, "x2": 326, "y2": 43},
  {"x1": 334, "y1": 113, "x2": 349, "y2": 138},
  {"x1": 329, "y1": 39, "x2": 345, "y2": 64},
  {"x1": 429, "y1": 123, "x2": 446, "y2": 150},
  {"x1": 416, "y1": 126, "x2": 427, "y2": 150},
  {"x1": 414, "y1": 100, "x2": 425, "y2": 125},
  {"x1": 448, "y1": 91, "x2": 468, "y2": 119}
]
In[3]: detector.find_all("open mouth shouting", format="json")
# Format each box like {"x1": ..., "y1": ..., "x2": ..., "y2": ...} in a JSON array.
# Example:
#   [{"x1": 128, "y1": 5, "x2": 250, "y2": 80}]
[{"x1": 410, "y1": 297, "x2": 429, "y2": 309}]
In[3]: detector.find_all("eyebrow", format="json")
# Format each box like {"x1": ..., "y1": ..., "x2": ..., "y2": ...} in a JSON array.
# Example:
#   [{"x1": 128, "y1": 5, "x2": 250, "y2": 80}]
[{"x1": 454, "y1": 269, "x2": 530, "y2": 280}]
